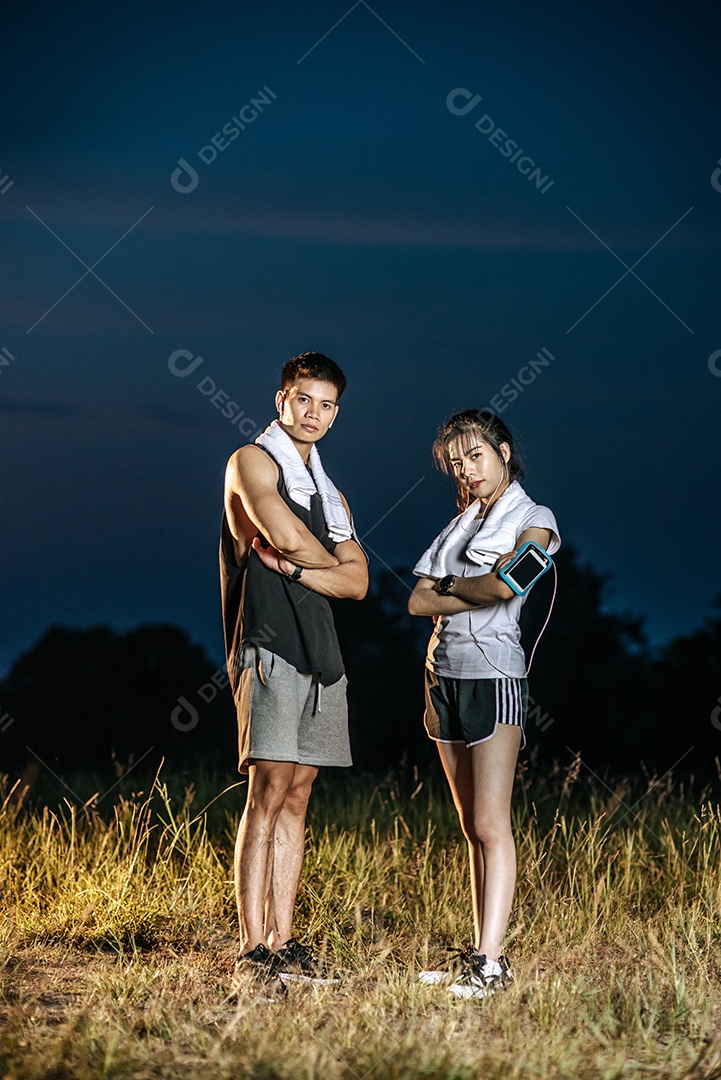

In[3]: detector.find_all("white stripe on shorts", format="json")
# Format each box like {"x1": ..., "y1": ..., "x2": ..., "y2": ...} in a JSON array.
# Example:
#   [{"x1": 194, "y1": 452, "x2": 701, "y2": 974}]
[{"x1": 496, "y1": 679, "x2": 523, "y2": 727}]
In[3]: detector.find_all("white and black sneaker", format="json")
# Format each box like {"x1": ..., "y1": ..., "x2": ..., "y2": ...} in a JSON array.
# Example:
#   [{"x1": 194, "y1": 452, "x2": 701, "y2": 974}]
[
  {"x1": 418, "y1": 943, "x2": 477, "y2": 988},
  {"x1": 420, "y1": 946, "x2": 513, "y2": 999},
  {"x1": 275, "y1": 938, "x2": 341, "y2": 986},
  {"x1": 447, "y1": 952, "x2": 514, "y2": 1000}
]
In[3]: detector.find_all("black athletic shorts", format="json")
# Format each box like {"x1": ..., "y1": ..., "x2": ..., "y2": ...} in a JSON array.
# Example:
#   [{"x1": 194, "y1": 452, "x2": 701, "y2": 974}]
[{"x1": 424, "y1": 669, "x2": 528, "y2": 748}]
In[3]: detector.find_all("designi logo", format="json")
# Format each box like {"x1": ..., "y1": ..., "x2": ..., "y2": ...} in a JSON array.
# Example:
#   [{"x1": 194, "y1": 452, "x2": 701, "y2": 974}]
[
  {"x1": 446, "y1": 87, "x2": 554, "y2": 195},
  {"x1": 711, "y1": 157, "x2": 721, "y2": 194},
  {"x1": 171, "y1": 87, "x2": 277, "y2": 194}
]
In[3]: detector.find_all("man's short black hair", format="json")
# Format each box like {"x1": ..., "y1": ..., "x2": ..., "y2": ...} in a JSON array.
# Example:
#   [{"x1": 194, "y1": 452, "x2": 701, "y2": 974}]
[{"x1": 280, "y1": 352, "x2": 347, "y2": 400}]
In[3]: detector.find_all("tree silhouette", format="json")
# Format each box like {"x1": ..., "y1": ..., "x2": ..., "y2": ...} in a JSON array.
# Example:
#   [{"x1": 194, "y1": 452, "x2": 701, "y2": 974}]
[
  {"x1": 0, "y1": 625, "x2": 236, "y2": 779},
  {"x1": 649, "y1": 596, "x2": 721, "y2": 777},
  {"x1": 519, "y1": 544, "x2": 652, "y2": 772},
  {"x1": 2, "y1": 558, "x2": 719, "y2": 784},
  {"x1": 335, "y1": 549, "x2": 653, "y2": 774}
]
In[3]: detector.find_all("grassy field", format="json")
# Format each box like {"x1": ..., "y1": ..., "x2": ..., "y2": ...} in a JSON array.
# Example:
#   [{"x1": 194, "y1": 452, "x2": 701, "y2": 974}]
[{"x1": 1, "y1": 760, "x2": 721, "y2": 1080}]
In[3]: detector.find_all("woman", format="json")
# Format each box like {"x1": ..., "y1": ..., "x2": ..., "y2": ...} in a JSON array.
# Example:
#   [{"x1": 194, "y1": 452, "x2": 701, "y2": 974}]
[{"x1": 408, "y1": 409, "x2": 560, "y2": 999}]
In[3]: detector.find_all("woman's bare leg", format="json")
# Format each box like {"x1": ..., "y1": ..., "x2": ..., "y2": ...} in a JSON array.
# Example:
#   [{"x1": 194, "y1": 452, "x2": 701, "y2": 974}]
[
  {"x1": 437, "y1": 725, "x2": 521, "y2": 959},
  {"x1": 436, "y1": 741, "x2": 483, "y2": 944},
  {"x1": 470, "y1": 724, "x2": 521, "y2": 960}
]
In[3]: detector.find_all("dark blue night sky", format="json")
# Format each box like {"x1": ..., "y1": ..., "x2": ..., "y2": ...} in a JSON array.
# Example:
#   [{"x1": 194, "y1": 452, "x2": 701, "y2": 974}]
[{"x1": 2, "y1": 0, "x2": 721, "y2": 675}]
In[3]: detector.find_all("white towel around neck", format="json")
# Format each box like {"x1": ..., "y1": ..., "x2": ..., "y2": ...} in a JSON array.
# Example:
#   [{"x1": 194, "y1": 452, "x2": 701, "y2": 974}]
[
  {"x1": 413, "y1": 482, "x2": 546, "y2": 579},
  {"x1": 255, "y1": 419, "x2": 352, "y2": 544}
]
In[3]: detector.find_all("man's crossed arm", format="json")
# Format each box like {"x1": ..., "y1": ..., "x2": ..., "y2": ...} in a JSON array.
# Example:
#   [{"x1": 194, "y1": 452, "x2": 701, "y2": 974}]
[{"x1": 225, "y1": 444, "x2": 367, "y2": 601}]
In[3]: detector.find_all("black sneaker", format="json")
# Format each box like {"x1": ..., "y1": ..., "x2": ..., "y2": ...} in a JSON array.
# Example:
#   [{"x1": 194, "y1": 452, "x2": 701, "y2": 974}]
[
  {"x1": 228, "y1": 944, "x2": 288, "y2": 1003},
  {"x1": 275, "y1": 938, "x2": 340, "y2": 985},
  {"x1": 447, "y1": 952, "x2": 514, "y2": 1000}
]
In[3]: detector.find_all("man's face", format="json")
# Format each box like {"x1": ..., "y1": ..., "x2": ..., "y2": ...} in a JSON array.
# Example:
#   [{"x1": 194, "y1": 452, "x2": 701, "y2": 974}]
[{"x1": 275, "y1": 378, "x2": 339, "y2": 447}]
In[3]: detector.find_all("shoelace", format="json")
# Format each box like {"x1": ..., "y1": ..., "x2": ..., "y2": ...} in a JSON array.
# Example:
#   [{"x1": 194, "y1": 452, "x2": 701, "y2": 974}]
[
  {"x1": 280, "y1": 938, "x2": 317, "y2": 968},
  {"x1": 238, "y1": 944, "x2": 285, "y2": 971},
  {"x1": 440, "y1": 943, "x2": 478, "y2": 977},
  {"x1": 443, "y1": 946, "x2": 508, "y2": 986}
]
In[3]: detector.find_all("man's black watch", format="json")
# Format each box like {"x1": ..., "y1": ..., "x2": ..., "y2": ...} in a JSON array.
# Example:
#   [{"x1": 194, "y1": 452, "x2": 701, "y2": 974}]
[
  {"x1": 437, "y1": 574, "x2": 456, "y2": 595},
  {"x1": 287, "y1": 565, "x2": 303, "y2": 581}
]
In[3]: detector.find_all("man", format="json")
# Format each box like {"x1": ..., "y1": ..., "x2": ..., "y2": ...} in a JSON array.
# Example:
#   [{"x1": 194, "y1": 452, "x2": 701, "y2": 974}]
[{"x1": 220, "y1": 351, "x2": 367, "y2": 999}]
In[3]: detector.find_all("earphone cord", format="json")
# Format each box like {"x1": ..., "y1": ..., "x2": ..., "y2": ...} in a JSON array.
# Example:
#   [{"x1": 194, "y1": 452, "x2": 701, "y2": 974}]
[
  {"x1": 462, "y1": 460, "x2": 504, "y2": 533},
  {"x1": 464, "y1": 560, "x2": 557, "y2": 678},
  {"x1": 458, "y1": 457, "x2": 557, "y2": 676},
  {"x1": 464, "y1": 453, "x2": 561, "y2": 673},
  {"x1": 524, "y1": 560, "x2": 557, "y2": 674},
  {"x1": 462, "y1": 464, "x2": 510, "y2": 671}
]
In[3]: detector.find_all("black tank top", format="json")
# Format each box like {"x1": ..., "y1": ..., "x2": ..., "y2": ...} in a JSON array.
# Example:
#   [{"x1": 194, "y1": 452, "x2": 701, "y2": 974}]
[{"x1": 219, "y1": 452, "x2": 344, "y2": 689}]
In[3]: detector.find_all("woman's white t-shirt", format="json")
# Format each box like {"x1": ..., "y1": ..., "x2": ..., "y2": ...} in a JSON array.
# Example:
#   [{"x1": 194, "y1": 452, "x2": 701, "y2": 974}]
[{"x1": 412, "y1": 482, "x2": 561, "y2": 679}]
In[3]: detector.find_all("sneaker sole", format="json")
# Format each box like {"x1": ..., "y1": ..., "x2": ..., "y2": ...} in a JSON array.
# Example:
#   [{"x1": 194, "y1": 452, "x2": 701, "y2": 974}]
[
  {"x1": 226, "y1": 986, "x2": 284, "y2": 1005},
  {"x1": 447, "y1": 983, "x2": 489, "y2": 1000},
  {"x1": 278, "y1": 972, "x2": 340, "y2": 986},
  {"x1": 418, "y1": 970, "x2": 455, "y2": 986},
  {"x1": 228, "y1": 973, "x2": 288, "y2": 1004}
]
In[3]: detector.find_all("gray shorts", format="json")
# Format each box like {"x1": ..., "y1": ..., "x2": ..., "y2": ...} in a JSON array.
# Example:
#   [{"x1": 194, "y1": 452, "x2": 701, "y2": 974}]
[{"x1": 233, "y1": 644, "x2": 352, "y2": 774}]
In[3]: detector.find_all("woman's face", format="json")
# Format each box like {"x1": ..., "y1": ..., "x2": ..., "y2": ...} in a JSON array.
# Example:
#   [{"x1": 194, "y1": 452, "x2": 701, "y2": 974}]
[{"x1": 447, "y1": 434, "x2": 510, "y2": 503}]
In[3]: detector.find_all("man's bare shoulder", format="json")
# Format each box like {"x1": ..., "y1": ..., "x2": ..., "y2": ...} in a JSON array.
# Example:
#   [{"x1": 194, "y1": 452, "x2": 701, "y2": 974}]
[{"x1": 226, "y1": 444, "x2": 279, "y2": 487}]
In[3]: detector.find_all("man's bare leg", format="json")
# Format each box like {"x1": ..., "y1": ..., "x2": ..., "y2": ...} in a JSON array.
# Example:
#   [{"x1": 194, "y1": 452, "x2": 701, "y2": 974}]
[
  {"x1": 265, "y1": 763, "x2": 318, "y2": 949},
  {"x1": 234, "y1": 759, "x2": 296, "y2": 955}
]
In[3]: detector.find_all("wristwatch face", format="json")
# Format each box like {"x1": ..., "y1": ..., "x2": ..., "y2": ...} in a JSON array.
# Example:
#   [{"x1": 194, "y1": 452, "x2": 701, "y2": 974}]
[{"x1": 439, "y1": 574, "x2": 454, "y2": 594}]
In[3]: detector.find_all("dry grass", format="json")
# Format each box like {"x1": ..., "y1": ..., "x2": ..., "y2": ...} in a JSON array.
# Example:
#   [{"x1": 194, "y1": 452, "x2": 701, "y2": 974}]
[{"x1": 1, "y1": 763, "x2": 721, "y2": 1079}]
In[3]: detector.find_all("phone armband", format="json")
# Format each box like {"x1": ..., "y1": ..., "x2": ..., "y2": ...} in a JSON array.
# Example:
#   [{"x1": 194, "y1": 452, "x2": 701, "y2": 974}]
[{"x1": 498, "y1": 541, "x2": 553, "y2": 596}]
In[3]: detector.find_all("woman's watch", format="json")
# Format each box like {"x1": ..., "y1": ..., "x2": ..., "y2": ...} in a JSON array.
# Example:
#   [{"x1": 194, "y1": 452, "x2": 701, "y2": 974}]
[
  {"x1": 286, "y1": 564, "x2": 303, "y2": 581},
  {"x1": 437, "y1": 574, "x2": 456, "y2": 595}
]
